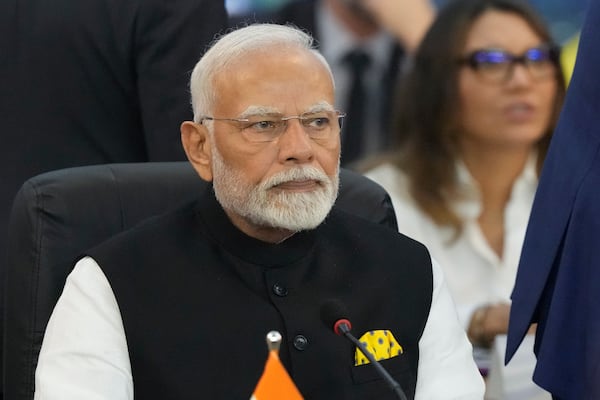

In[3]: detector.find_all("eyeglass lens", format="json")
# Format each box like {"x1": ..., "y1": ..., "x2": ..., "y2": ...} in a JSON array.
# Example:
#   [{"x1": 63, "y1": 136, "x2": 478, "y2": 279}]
[
  {"x1": 465, "y1": 46, "x2": 557, "y2": 83},
  {"x1": 241, "y1": 111, "x2": 345, "y2": 143}
]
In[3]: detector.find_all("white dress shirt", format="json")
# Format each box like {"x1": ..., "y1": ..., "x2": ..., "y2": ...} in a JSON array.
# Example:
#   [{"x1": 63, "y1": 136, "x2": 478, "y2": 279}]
[
  {"x1": 366, "y1": 157, "x2": 551, "y2": 400},
  {"x1": 35, "y1": 256, "x2": 484, "y2": 399}
]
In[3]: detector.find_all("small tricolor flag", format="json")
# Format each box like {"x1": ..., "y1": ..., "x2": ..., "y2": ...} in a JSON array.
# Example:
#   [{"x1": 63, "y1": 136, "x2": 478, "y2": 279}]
[{"x1": 250, "y1": 331, "x2": 304, "y2": 400}]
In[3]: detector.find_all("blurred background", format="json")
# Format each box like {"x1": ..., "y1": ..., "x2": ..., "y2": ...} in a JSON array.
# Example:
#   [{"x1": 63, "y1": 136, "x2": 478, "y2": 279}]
[{"x1": 226, "y1": 0, "x2": 587, "y2": 44}]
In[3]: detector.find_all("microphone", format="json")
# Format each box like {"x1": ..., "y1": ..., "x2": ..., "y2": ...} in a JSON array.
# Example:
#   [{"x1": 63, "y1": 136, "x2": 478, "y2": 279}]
[{"x1": 320, "y1": 300, "x2": 408, "y2": 400}]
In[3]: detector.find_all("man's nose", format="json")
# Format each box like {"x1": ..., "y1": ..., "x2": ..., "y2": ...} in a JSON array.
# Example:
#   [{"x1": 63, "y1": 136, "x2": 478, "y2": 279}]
[{"x1": 277, "y1": 118, "x2": 314, "y2": 163}]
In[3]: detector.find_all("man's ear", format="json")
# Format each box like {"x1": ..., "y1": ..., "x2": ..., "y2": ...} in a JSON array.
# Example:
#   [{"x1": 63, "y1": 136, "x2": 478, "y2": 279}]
[{"x1": 181, "y1": 121, "x2": 213, "y2": 182}]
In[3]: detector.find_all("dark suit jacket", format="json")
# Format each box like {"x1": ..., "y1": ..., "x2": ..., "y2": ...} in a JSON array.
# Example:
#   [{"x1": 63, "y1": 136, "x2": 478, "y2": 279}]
[
  {"x1": 506, "y1": 1, "x2": 600, "y2": 398},
  {"x1": 0, "y1": 0, "x2": 227, "y2": 397},
  {"x1": 231, "y1": 0, "x2": 405, "y2": 165}
]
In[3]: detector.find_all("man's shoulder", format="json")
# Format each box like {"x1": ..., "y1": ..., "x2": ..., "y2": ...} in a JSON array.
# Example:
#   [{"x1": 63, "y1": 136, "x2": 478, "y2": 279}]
[
  {"x1": 324, "y1": 208, "x2": 434, "y2": 298},
  {"x1": 326, "y1": 207, "x2": 429, "y2": 254},
  {"x1": 89, "y1": 200, "x2": 201, "y2": 252}
]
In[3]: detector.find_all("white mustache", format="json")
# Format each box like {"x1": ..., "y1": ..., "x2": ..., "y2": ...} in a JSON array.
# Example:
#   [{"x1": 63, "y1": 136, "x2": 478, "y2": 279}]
[{"x1": 263, "y1": 167, "x2": 329, "y2": 189}]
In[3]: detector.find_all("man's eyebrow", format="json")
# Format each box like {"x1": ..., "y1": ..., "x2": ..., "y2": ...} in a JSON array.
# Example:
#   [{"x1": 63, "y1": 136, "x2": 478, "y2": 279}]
[
  {"x1": 305, "y1": 101, "x2": 335, "y2": 113},
  {"x1": 238, "y1": 106, "x2": 280, "y2": 119}
]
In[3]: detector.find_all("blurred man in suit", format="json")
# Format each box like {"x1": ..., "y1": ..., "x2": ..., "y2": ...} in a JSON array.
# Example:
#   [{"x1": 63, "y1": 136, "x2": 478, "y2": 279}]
[
  {"x1": 506, "y1": 1, "x2": 600, "y2": 398},
  {"x1": 233, "y1": 0, "x2": 434, "y2": 166},
  {"x1": 0, "y1": 0, "x2": 227, "y2": 397}
]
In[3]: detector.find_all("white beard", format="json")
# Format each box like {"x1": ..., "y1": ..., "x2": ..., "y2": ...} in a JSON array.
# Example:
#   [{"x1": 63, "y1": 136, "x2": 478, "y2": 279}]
[{"x1": 211, "y1": 145, "x2": 339, "y2": 232}]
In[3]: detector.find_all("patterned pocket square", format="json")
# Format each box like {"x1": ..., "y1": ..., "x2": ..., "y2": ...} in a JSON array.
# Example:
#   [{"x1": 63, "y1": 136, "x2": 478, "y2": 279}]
[{"x1": 354, "y1": 330, "x2": 403, "y2": 366}]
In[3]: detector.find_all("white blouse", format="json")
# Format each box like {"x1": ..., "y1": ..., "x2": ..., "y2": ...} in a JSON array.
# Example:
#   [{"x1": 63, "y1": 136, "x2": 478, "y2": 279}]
[{"x1": 367, "y1": 158, "x2": 551, "y2": 400}]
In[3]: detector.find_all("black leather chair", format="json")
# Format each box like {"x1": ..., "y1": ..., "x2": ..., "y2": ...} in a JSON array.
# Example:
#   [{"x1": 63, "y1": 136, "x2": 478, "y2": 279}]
[{"x1": 3, "y1": 161, "x2": 397, "y2": 400}]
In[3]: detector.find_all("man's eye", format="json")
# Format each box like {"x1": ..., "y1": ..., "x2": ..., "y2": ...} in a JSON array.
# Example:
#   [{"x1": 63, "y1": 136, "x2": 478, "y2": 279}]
[
  {"x1": 306, "y1": 117, "x2": 330, "y2": 129},
  {"x1": 250, "y1": 120, "x2": 278, "y2": 131}
]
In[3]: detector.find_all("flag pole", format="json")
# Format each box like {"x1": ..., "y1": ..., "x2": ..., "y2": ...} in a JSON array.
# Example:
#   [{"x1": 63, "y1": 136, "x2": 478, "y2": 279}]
[{"x1": 265, "y1": 331, "x2": 282, "y2": 353}]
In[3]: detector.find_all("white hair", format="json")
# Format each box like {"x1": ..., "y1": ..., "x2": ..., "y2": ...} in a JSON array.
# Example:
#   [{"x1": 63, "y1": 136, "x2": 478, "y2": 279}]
[{"x1": 188, "y1": 23, "x2": 334, "y2": 122}]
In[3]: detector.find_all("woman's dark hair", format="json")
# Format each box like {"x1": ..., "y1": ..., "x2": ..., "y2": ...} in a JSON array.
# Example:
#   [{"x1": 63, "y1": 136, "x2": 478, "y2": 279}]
[{"x1": 391, "y1": 0, "x2": 566, "y2": 232}]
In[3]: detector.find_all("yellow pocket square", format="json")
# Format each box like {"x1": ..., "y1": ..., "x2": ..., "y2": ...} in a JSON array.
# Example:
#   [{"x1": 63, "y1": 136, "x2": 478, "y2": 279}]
[{"x1": 354, "y1": 330, "x2": 403, "y2": 366}]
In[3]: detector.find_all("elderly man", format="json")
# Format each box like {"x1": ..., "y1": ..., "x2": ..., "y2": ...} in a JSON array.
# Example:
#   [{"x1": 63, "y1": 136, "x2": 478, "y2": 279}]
[{"x1": 34, "y1": 24, "x2": 484, "y2": 399}]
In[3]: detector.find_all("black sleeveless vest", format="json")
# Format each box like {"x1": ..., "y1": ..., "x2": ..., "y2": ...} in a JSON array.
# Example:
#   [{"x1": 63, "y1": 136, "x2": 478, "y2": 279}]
[{"x1": 87, "y1": 188, "x2": 433, "y2": 399}]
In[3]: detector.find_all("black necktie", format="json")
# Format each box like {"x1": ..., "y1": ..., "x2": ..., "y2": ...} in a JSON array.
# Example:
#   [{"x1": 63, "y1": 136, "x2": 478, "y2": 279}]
[{"x1": 341, "y1": 49, "x2": 371, "y2": 166}]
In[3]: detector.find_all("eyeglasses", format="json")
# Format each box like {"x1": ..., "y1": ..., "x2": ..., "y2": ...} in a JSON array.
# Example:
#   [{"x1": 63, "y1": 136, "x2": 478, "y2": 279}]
[
  {"x1": 458, "y1": 45, "x2": 559, "y2": 84},
  {"x1": 199, "y1": 110, "x2": 346, "y2": 143}
]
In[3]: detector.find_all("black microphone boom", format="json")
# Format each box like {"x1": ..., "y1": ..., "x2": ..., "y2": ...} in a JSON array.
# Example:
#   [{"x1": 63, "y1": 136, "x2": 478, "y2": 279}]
[{"x1": 320, "y1": 300, "x2": 408, "y2": 400}]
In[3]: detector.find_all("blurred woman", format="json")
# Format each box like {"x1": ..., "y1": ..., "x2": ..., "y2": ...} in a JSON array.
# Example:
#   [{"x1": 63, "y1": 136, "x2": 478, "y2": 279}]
[{"x1": 365, "y1": 0, "x2": 565, "y2": 398}]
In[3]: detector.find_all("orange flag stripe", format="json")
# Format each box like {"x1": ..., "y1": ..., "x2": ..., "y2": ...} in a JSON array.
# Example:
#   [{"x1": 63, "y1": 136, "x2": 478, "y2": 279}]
[{"x1": 251, "y1": 350, "x2": 303, "y2": 400}]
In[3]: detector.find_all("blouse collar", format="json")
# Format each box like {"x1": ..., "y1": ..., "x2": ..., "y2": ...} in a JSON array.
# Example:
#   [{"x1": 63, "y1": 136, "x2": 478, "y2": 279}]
[{"x1": 452, "y1": 152, "x2": 539, "y2": 220}]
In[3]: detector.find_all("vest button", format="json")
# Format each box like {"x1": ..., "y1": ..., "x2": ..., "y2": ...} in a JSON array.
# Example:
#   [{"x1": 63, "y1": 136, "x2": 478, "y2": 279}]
[
  {"x1": 293, "y1": 335, "x2": 309, "y2": 351},
  {"x1": 272, "y1": 283, "x2": 288, "y2": 297}
]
